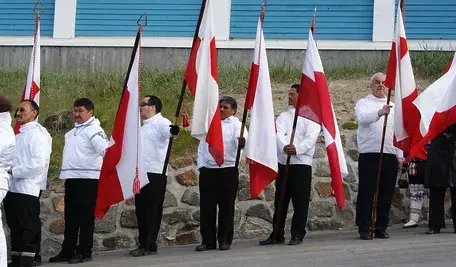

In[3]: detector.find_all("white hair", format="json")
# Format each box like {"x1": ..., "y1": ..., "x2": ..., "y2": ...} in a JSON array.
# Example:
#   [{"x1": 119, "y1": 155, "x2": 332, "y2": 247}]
[{"x1": 369, "y1": 72, "x2": 385, "y2": 86}]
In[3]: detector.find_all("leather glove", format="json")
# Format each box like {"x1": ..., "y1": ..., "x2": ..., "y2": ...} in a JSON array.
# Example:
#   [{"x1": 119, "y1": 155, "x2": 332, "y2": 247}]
[{"x1": 169, "y1": 125, "x2": 180, "y2": 136}]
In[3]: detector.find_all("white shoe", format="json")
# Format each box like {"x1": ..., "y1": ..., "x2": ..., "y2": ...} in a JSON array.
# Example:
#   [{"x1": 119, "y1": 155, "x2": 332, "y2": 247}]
[{"x1": 403, "y1": 219, "x2": 418, "y2": 228}]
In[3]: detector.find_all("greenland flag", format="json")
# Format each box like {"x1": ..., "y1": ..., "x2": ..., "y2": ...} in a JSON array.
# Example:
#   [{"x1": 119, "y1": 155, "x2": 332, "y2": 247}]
[
  {"x1": 245, "y1": 16, "x2": 279, "y2": 199},
  {"x1": 385, "y1": 4, "x2": 422, "y2": 157},
  {"x1": 95, "y1": 30, "x2": 147, "y2": 219},
  {"x1": 408, "y1": 53, "x2": 456, "y2": 161},
  {"x1": 15, "y1": 17, "x2": 40, "y2": 134},
  {"x1": 297, "y1": 29, "x2": 347, "y2": 209},
  {"x1": 184, "y1": 0, "x2": 224, "y2": 166}
]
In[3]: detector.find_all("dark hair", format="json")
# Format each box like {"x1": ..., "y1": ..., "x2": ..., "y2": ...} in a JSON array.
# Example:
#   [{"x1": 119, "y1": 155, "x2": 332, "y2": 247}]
[
  {"x1": 144, "y1": 95, "x2": 163, "y2": 113},
  {"x1": 0, "y1": 95, "x2": 12, "y2": 113},
  {"x1": 74, "y1": 98, "x2": 95, "y2": 112},
  {"x1": 291, "y1": 84, "x2": 300, "y2": 93},
  {"x1": 219, "y1": 96, "x2": 238, "y2": 113},
  {"x1": 22, "y1": 100, "x2": 40, "y2": 119}
]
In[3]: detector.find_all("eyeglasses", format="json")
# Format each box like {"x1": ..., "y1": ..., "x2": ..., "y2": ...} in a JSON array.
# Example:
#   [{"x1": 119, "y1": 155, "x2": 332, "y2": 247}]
[
  {"x1": 72, "y1": 109, "x2": 88, "y2": 114},
  {"x1": 139, "y1": 102, "x2": 152, "y2": 107},
  {"x1": 219, "y1": 105, "x2": 231, "y2": 110},
  {"x1": 17, "y1": 108, "x2": 27, "y2": 113}
]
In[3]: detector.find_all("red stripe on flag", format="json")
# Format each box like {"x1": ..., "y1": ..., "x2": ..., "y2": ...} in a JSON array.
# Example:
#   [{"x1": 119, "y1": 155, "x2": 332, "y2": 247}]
[
  {"x1": 15, "y1": 81, "x2": 40, "y2": 134},
  {"x1": 184, "y1": 37, "x2": 202, "y2": 96},
  {"x1": 249, "y1": 159, "x2": 278, "y2": 199},
  {"x1": 244, "y1": 63, "x2": 260, "y2": 110},
  {"x1": 394, "y1": 89, "x2": 420, "y2": 152},
  {"x1": 385, "y1": 42, "x2": 397, "y2": 90},
  {"x1": 210, "y1": 38, "x2": 219, "y2": 84},
  {"x1": 326, "y1": 142, "x2": 345, "y2": 208},
  {"x1": 206, "y1": 105, "x2": 224, "y2": 166}
]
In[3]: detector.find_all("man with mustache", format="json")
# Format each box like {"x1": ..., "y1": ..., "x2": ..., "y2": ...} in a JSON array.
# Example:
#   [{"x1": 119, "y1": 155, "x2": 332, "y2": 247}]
[
  {"x1": 4, "y1": 100, "x2": 52, "y2": 267},
  {"x1": 355, "y1": 73, "x2": 403, "y2": 240},
  {"x1": 50, "y1": 98, "x2": 108, "y2": 264}
]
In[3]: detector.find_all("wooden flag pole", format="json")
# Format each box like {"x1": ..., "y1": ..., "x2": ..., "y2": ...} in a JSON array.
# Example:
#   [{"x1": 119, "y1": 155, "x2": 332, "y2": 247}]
[{"x1": 162, "y1": 0, "x2": 208, "y2": 175}]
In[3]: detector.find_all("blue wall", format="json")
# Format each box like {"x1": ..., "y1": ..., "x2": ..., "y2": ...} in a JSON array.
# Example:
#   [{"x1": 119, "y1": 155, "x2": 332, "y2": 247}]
[
  {"x1": 0, "y1": 0, "x2": 54, "y2": 36},
  {"x1": 230, "y1": 0, "x2": 374, "y2": 39},
  {"x1": 75, "y1": 0, "x2": 201, "y2": 37}
]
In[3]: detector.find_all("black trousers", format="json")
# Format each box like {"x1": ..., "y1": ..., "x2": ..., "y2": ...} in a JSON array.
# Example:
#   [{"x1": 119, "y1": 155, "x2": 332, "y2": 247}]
[
  {"x1": 428, "y1": 187, "x2": 456, "y2": 229},
  {"x1": 356, "y1": 153, "x2": 398, "y2": 233},
  {"x1": 134, "y1": 173, "x2": 167, "y2": 251},
  {"x1": 34, "y1": 190, "x2": 42, "y2": 262},
  {"x1": 270, "y1": 164, "x2": 312, "y2": 240},
  {"x1": 4, "y1": 192, "x2": 40, "y2": 267},
  {"x1": 199, "y1": 167, "x2": 238, "y2": 247},
  {"x1": 61, "y1": 179, "x2": 98, "y2": 257}
]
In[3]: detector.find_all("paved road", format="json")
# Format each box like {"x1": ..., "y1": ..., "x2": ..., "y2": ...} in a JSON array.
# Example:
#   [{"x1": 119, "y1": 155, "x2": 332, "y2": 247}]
[{"x1": 47, "y1": 227, "x2": 456, "y2": 267}]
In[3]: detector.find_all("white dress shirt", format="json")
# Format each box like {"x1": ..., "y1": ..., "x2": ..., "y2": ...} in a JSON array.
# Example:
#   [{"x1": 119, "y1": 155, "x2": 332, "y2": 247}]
[
  {"x1": 60, "y1": 117, "x2": 109, "y2": 180},
  {"x1": 10, "y1": 122, "x2": 52, "y2": 197},
  {"x1": 355, "y1": 94, "x2": 403, "y2": 157},
  {"x1": 197, "y1": 116, "x2": 248, "y2": 169},
  {"x1": 276, "y1": 108, "x2": 321, "y2": 165},
  {"x1": 141, "y1": 113, "x2": 171, "y2": 174},
  {"x1": 0, "y1": 112, "x2": 15, "y2": 191}
]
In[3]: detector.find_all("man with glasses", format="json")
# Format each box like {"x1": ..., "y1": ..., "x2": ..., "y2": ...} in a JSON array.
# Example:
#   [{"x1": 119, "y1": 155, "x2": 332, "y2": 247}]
[
  {"x1": 195, "y1": 96, "x2": 247, "y2": 252},
  {"x1": 129, "y1": 95, "x2": 178, "y2": 257},
  {"x1": 50, "y1": 98, "x2": 108, "y2": 264},
  {"x1": 4, "y1": 100, "x2": 52, "y2": 267}
]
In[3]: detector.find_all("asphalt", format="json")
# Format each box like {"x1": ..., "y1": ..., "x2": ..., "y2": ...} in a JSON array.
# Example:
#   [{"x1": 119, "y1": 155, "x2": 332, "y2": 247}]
[{"x1": 46, "y1": 226, "x2": 456, "y2": 267}]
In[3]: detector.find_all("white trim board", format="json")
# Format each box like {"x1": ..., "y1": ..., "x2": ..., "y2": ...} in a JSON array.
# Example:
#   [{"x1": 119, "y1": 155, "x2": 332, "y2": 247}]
[{"x1": 0, "y1": 36, "x2": 455, "y2": 51}]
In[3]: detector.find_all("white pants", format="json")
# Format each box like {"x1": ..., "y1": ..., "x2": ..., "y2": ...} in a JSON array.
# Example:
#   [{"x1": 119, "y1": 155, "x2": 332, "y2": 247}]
[{"x1": 0, "y1": 189, "x2": 7, "y2": 267}]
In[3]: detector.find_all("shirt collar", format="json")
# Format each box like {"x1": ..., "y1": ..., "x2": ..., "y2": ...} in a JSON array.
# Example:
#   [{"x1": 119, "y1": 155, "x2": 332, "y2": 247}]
[
  {"x1": 143, "y1": 113, "x2": 162, "y2": 125},
  {"x1": 75, "y1": 117, "x2": 95, "y2": 128},
  {"x1": 367, "y1": 94, "x2": 387, "y2": 102},
  {"x1": 19, "y1": 121, "x2": 38, "y2": 133}
]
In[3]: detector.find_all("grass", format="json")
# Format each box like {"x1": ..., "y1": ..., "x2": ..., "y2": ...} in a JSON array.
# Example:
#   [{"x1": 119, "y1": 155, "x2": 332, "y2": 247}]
[{"x1": 0, "y1": 50, "x2": 452, "y2": 183}]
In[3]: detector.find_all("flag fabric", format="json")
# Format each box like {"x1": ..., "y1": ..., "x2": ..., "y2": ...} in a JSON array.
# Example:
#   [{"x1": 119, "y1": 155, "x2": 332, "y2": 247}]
[
  {"x1": 297, "y1": 29, "x2": 347, "y2": 209},
  {"x1": 184, "y1": 0, "x2": 224, "y2": 166},
  {"x1": 444, "y1": 52, "x2": 456, "y2": 74},
  {"x1": 95, "y1": 29, "x2": 147, "y2": 219},
  {"x1": 245, "y1": 14, "x2": 279, "y2": 199},
  {"x1": 15, "y1": 16, "x2": 40, "y2": 134},
  {"x1": 408, "y1": 54, "x2": 456, "y2": 161},
  {"x1": 385, "y1": 3, "x2": 422, "y2": 157}
]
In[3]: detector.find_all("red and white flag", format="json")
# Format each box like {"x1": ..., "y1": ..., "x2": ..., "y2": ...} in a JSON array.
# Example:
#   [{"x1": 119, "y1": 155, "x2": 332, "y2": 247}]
[
  {"x1": 297, "y1": 29, "x2": 347, "y2": 209},
  {"x1": 15, "y1": 16, "x2": 40, "y2": 134},
  {"x1": 245, "y1": 13, "x2": 278, "y2": 199},
  {"x1": 408, "y1": 53, "x2": 456, "y2": 161},
  {"x1": 385, "y1": 4, "x2": 422, "y2": 157},
  {"x1": 184, "y1": 0, "x2": 224, "y2": 166},
  {"x1": 95, "y1": 29, "x2": 147, "y2": 219}
]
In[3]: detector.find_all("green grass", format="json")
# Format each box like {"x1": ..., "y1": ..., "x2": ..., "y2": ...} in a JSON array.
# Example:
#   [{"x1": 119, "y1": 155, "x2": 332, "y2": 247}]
[{"x1": 0, "y1": 52, "x2": 451, "y2": 184}]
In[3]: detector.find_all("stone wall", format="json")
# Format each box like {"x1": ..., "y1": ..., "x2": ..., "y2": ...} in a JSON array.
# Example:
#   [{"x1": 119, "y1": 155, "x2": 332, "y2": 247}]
[{"x1": 4, "y1": 130, "x2": 453, "y2": 256}]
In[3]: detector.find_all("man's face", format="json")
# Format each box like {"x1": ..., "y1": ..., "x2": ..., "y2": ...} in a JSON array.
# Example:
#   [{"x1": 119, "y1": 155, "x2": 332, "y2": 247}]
[
  {"x1": 219, "y1": 101, "x2": 235, "y2": 120},
  {"x1": 15, "y1": 102, "x2": 37, "y2": 125},
  {"x1": 288, "y1": 87, "x2": 299, "y2": 108},
  {"x1": 139, "y1": 97, "x2": 156, "y2": 119},
  {"x1": 73, "y1": 105, "x2": 93, "y2": 124},
  {"x1": 370, "y1": 74, "x2": 387, "y2": 98}
]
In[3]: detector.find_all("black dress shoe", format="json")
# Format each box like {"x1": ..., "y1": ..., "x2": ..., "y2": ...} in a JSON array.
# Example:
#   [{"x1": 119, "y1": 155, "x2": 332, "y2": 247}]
[
  {"x1": 288, "y1": 237, "x2": 303, "y2": 246},
  {"x1": 195, "y1": 244, "x2": 216, "y2": 252},
  {"x1": 259, "y1": 237, "x2": 285, "y2": 246},
  {"x1": 219, "y1": 243, "x2": 231, "y2": 250},
  {"x1": 374, "y1": 230, "x2": 390, "y2": 239},
  {"x1": 359, "y1": 232, "x2": 370, "y2": 240},
  {"x1": 129, "y1": 247, "x2": 150, "y2": 257},
  {"x1": 426, "y1": 228, "x2": 440, "y2": 234},
  {"x1": 49, "y1": 252, "x2": 71, "y2": 263},
  {"x1": 68, "y1": 254, "x2": 92, "y2": 264}
]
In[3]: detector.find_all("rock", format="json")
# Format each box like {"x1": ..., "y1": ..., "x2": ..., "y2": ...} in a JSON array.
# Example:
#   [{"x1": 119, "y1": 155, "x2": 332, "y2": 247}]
[
  {"x1": 348, "y1": 148, "x2": 359, "y2": 162},
  {"x1": 315, "y1": 161, "x2": 330, "y2": 177},
  {"x1": 125, "y1": 197, "x2": 135, "y2": 206},
  {"x1": 163, "y1": 209, "x2": 192, "y2": 225},
  {"x1": 175, "y1": 224, "x2": 200, "y2": 245},
  {"x1": 181, "y1": 189, "x2": 200, "y2": 206},
  {"x1": 40, "y1": 199, "x2": 53, "y2": 216},
  {"x1": 52, "y1": 196, "x2": 65, "y2": 213},
  {"x1": 351, "y1": 133, "x2": 358, "y2": 146},
  {"x1": 336, "y1": 205, "x2": 355, "y2": 227},
  {"x1": 238, "y1": 174, "x2": 250, "y2": 190},
  {"x1": 192, "y1": 210, "x2": 200, "y2": 221},
  {"x1": 120, "y1": 210, "x2": 137, "y2": 228},
  {"x1": 238, "y1": 188, "x2": 252, "y2": 201},
  {"x1": 40, "y1": 190, "x2": 51, "y2": 198},
  {"x1": 163, "y1": 190, "x2": 178, "y2": 208},
  {"x1": 238, "y1": 218, "x2": 272, "y2": 239},
  {"x1": 307, "y1": 218, "x2": 343, "y2": 231},
  {"x1": 391, "y1": 188, "x2": 404, "y2": 208},
  {"x1": 343, "y1": 165, "x2": 357, "y2": 183},
  {"x1": 317, "y1": 135, "x2": 325, "y2": 144},
  {"x1": 446, "y1": 206, "x2": 452, "y2": 219},
  {"x1": 445, "y1": 188, "x2": 451, "y2": 201},
  {"x1": 234, "y1": 206, "x2": 242, "y2": 225},
  {"x1": 264, "y1": 185, "x2": 275, "y2": 202},
  {"x1": 350, "y1": 183, "x2": 358, "y2": 192},
  {"x1": 95, "y1": 205, "x2": 117, "y2": 233},
  {"x1": 308, "y1": 201, "x2": 333, "y2": 218},
  {"x1": 315, "y1": 181, "x2": 350, "y2": 200},
  {"x1": 170, "y1": 158, "x2": 194, "y2": 169},
  {"x1": 340, "y1": 134, "x2": 347, "y2": 147},
  {"x1": 246, "y1": 204, "x2": 273, "y2": 222},
  {"x1": 48, "y1": 180, "x2": 65, "y2": 193},
  {"x1": 41, "y1": 238, "x2": 63, "y2": 256},
  {"x1": 175, "y1": 169, "x2": 198, "y2": 186},
  {"x1": 103, "y1": 235, "x2": 133, "y2": 250},
  {"x1": 313, "y1": 146, "x2": 326, "y2": 159},
  {"x1": 43, "y1": 111, "x2": 74, "y2": 132},
  {"x1": 389, "y1": 206, "x2": 407, "y2": 224},
  {"x1": 50, "y1": 218, "x2": 65, "y2": 234}
]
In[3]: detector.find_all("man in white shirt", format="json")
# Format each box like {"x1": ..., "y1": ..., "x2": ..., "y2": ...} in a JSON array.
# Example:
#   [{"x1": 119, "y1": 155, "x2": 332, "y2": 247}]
[
  {"x1": 355, "y1": 73, "x2": 403, "y2": 240},
  {"x1": 195, "y1": 96, "x2": 247, "y2": 252},
  {"x1": 0, "y1": 96, "x2": 15, "y2": 267},
  {"x1": 50, "y1": 98, "x2": 108, "y2": 264},
  {"x1": 129, "y1": 95, "x2": 178, "y2": 257},
  {"x1": 259, "y1": 84, "x2": 321, "y2": 246},
  {"x1": 4, "y1": 100, "x2": 51, "y2": 267}
]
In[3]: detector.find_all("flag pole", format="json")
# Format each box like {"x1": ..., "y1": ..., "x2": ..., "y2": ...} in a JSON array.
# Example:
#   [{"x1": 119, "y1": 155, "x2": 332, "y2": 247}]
[
  {"x1": 235, "y1": 1, "x2": 267, "y2": 169},
  {"x1": 273, "y1": 8, "x2": 316, "y2": 241},
  {"x1": 162, "y1": 0, "x2": 208, "y2": 175}
]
